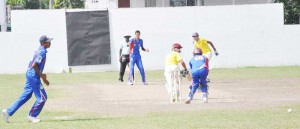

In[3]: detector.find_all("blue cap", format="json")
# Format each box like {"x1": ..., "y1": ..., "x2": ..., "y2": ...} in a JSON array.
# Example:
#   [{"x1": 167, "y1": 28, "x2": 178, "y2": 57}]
[
  {"x1": 192, "y1": 32, "x2": 199, "y2": 37},
  {"x1": 39, "y1": 35, "x2": 53, "y2": 43}
]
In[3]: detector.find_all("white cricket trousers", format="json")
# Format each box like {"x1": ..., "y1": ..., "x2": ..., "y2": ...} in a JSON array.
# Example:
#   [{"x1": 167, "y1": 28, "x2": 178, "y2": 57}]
[{"x1": 164, "y1": 65, "x2": 180, "y2": 95}]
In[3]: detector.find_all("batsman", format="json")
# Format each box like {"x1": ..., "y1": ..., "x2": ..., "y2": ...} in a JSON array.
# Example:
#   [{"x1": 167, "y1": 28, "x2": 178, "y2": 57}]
[
  {"x1": 185, "y1": 48, "x2": 209, "y2": 104},
  {"x1": 164, "y1": 43, "x2": 188, "y2": 102}
]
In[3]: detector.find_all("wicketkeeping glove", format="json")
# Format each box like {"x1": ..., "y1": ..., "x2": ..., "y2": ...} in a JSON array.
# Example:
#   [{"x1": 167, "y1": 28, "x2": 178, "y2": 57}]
[{"x1": 180, "y1": 69, "x2": 189, "y2": 77}]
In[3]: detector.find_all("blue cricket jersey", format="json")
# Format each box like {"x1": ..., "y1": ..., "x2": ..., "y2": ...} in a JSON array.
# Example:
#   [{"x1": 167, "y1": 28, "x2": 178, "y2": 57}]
[
  {"x1": 129, "y1": 38, "x2": 144, "y2": 59},
  {"x1": 189, "y1": 55, "x2": 209, "y2": 74},
  {"x1": 26, "y1": 46, "x2": 47, "y2": 78}
]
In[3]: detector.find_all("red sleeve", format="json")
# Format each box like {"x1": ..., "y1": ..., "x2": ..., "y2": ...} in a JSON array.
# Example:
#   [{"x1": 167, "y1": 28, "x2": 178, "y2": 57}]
[{"x1": 129, "y1": 40, "x2": 134, "y2": 54}]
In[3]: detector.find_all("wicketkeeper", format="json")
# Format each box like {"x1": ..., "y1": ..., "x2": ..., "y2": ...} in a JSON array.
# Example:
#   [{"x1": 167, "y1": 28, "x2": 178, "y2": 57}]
[
  {"x1": 185, "y1": 48, "x2": 209, "y2": 104},
  {"x1": 164, "y1": 43, "x2": 188, "y2": 102}
]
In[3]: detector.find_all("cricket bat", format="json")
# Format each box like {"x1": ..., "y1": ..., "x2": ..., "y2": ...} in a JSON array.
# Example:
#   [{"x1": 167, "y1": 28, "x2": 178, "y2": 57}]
[{"x1": 186, "y1": 72, "x2": 192, "y2": 82}]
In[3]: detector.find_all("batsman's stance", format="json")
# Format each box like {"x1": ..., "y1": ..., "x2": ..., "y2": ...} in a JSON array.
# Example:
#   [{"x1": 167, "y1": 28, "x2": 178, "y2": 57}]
[
  {"x1": 185, "y1": 48, "x2": 209, "y2": 104},
  {"x1": 2, "y1": 35, "x2": 52, "y2": 123},
  {"x1": 164, "y1": 43, "x2": 188, "y2": 102},
  {"x1": 192, "y1": 32, "x2": 218, "y2": 82},
  {"x1": 128, "y1": 30, "x2": 149, "y2": 85}
]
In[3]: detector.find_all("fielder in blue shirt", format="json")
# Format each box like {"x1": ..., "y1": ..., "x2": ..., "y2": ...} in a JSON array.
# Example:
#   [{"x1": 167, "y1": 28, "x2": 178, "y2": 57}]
[
  {"x1": 2, "y1": 35, "x2": 53, "y2": 123},
  {"x1": 185, "y1": 48, "x2": 209, "y2": 104},
  {"x1": 128, "y1": 30, "x2": 149, "y2": 85}
]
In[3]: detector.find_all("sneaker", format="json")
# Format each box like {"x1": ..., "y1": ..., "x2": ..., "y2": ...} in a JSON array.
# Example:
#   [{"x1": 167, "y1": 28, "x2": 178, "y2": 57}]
[
  {"x1": 2, "y1": 109, "x2": 10, "y2": 123},
  {"x1": 185, "y1": 99, "x2": 191, "y2": 104},
  {"x1": 206, "y1": 78, "x2": 210, "y2": 83},
  {"x1": 119, "y1": 78, "x2": 123, "y2": 82},
  {"x1": 28, "y1": 116, "x2": 41, "y2": 123},
  {"x1": 202, "y1": 94, "x2": 208, "y2": 103},
  {"x1": 127, "y1": 82, "x2": 133, "y2": 85},
  {"x1": 143, "y1": 82, "x2": 148, "y2": 85}
]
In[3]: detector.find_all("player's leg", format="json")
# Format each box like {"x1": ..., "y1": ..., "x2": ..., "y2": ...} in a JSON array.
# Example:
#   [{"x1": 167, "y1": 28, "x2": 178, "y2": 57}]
[
  {"x1": 28, "y1": 83, "x2": 47, "y2": 122},
  {"x1": 4, "y1": 80, "x2": 33, "y2": 120},
  {"x1": 174, "y1": 70, "x2": 181, "y2": 102},
  {"x1": 119, "y1": 56, "x2": 127, "y2": 82},
  {"x1": 185, "y1": 73, "x2": 200, "y2": 104},
  {"x1": 128, "y1": 58, "x2": 136, "y2": 85},
  {"x1": 203, "y1": 52, "x2": 213, "y2": 82},
  {"x1": 136, "y1": 59, "x2": 147, "y2": 85},
  {"x1": 199, "y1": 69, "x2": 209, "y2": 103},
  {"x1": 164, "y1": 66, "x2": 173, "y2": 95}
]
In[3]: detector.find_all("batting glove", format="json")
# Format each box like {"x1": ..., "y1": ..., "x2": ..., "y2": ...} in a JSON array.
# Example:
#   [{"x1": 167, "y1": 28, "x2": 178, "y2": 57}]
[{"x1": 214, "y1": 51, "x2": 219, "y2": 56}]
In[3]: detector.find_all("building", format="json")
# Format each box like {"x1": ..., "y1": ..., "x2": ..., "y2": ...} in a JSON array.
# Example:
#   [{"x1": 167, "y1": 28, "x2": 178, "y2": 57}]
[{"x1": 85, "y1": 0, "x2": 276, "y2": 9}]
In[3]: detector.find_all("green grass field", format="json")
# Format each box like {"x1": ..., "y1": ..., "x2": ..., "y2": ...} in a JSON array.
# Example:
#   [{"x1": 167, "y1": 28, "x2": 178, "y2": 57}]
[{"x1": 0, "y1": 66, "x2": 300, "y2": 129}]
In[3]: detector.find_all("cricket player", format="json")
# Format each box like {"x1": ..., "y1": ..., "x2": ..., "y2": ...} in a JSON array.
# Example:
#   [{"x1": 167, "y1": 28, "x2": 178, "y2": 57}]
[
  {"x1": 185, "y1": 48, "x2": 209, "y2": 104},
  {"x1": 119, "y1": 33, "x2": 131, "y2": 82},
  {"x1": 128, "y1": 30, "x2": 149, "y2": 85},
  {"x1": 192, "y1": 32, "x2": 218, "y2": 82},
  {"x1": 2, "y1": 35, "x2": 52, "y2": 123},
  {"x1": 164, "y1": 43, "x2": 188, "y2": 101}
]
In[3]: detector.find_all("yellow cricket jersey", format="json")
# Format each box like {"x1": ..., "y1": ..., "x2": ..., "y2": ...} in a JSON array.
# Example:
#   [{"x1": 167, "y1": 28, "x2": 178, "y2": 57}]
[
  {"x1": 194, "y1": 38, "x2": 212, "y2": 54},
  {"x1": 165, "y1": 51, "x2": 182, "y2": 65}
]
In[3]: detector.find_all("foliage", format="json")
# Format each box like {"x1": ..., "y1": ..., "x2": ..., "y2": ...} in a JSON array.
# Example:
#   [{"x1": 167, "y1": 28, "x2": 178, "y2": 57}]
[
  {"x1": 6, "y1": 0, "x2": 84, "y2": 9},
  {"x1": 276, "y1": 0, "x2": 300, "y2": 24},
  {"x1": 6, "y1": 0, "x2": 26, "y2": 8}
]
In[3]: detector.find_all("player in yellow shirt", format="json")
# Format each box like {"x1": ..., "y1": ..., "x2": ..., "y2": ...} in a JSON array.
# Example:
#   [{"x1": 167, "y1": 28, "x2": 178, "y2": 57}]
[
  {"x1": 192, "y1": 32, "x2": 219, "y2": 82},
  {"x1": 164, "y1": 43, "x2": 188, "y2": 102}
]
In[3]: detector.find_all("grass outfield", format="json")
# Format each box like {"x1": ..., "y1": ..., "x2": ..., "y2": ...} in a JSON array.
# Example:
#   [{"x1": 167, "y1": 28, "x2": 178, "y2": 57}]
[{"x1": 0, "y1": 66, "x2": 300, "y2": 129}]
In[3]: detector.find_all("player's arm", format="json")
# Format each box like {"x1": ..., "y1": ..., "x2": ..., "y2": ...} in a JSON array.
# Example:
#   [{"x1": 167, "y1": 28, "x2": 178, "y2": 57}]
[
  {"x1": 207, "y1": 41, "x2": 219, "y2": 56},
  {"x1": 32, "y1": 63, "x2": 49, "y2": 86},
  {"x1": 119, "y1": 48, "x2": 122, "y2": 62},
  {"x1": 179, "y1": 59, "x2": 187, "y2": 71},
  {"x1": 141, "y1": 41, "x2": 149, "y2": 52}
]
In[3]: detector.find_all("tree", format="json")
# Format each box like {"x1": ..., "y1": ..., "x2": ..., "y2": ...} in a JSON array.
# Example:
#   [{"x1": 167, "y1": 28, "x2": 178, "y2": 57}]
[
  {"x1": 6, "y1": 0, "x2": 84, "y2": 9},
  {"x1": 6, "y1": 0, "x2": 26, "y2": 8},
  {"x1": 53, "y1": 0, "x2": 84, "y2": 9},
  {"x1": 275, "y1": 0, "x2": 300, "y2": 24}
]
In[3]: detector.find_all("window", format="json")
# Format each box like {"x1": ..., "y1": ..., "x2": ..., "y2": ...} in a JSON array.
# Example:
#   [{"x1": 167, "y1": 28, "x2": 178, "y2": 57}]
[
  {"x1": 145, "y1": 0, "x2": 156, "y2": 7},
  {"x1": 118, "y1": 0, "x2": 130, "y2": 8},
  {"x1": 170, "y1": 0, "x2": 197, "y2": 7}
]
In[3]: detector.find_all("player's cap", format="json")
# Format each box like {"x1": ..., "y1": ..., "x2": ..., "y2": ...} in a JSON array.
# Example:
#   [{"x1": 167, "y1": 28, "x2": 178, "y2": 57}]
[
  {"x1": 39, "y1": 35, "x2": 53, "y2": 43},
  {"x1": 192, "y1": 32, "x2": 199, "y2": 37},
  {"x1": 193, "y1": 48, "x2": 202, "y2": 55},
  {"x1": 173, "y1": 43, "x2": 182, "y2": 49},
  {"x1": 124, "y1": 33, "x2": 131, "y2": 37}
]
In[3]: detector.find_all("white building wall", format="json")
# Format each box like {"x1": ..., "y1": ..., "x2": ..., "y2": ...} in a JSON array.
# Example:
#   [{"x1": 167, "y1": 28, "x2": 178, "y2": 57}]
[
  {"x1": 0, "y1": 0, "x2": 6, "y2": 32},
  {"x1": 0, "y1": 4, "x2": 299, "y2": 74},
  {"x1": 0, "y1": 9, "x2": 68, "y2": 74},
  {"x1": 110, "y1": 4, "x2": 294, "y2": 71}
]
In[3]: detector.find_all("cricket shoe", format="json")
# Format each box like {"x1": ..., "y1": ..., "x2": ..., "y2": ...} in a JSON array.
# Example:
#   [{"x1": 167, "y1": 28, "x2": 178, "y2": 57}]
[
  {"x1": 206, "y1": 78, "x2": 210, "y2": 83},
  {"x1": 202, "y1": 93, "x2": 208, "y2": 103},
  {"x1": 28, "y1": 116, "x2": 41, "y2": 123},
  {"x1": 2, "y1": 109, "x2": 10, "y2": 123},
  {"x1": 185, "y1": 97, "x2": 192, "y2": 104},
  {"x1": 127, "y1": 82, "x2": 133, "y2": 85},
  {"x1": 143, "y1": 82, "x2": 148, "y2": 85}
]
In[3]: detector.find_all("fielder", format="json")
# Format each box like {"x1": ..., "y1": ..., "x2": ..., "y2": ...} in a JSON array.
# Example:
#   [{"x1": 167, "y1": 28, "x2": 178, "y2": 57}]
[
  {"x1": 119, "y1": 33, "x2": 132, "y2": 82},
  {"x1": 192, "y1": 32, "x2": 218, "y2": 82},
  {"x1": 185, "y1": 48, "x2": 209, "y2": 104},
  {"x1": 164, "y1": 43, "x2": 188, "y2": 102},
  {"x1": 128, "y1": 30, "x2": 149, "y2": 85},
  {"x1": 2, "y1": 35, "x2": 52, "y2": 123}
]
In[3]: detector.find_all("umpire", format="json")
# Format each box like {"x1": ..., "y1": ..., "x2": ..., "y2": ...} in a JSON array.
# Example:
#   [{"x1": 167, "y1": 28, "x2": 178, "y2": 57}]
[{"x1": 119, "y1": 33, "x2": 131, "y2": 82}]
